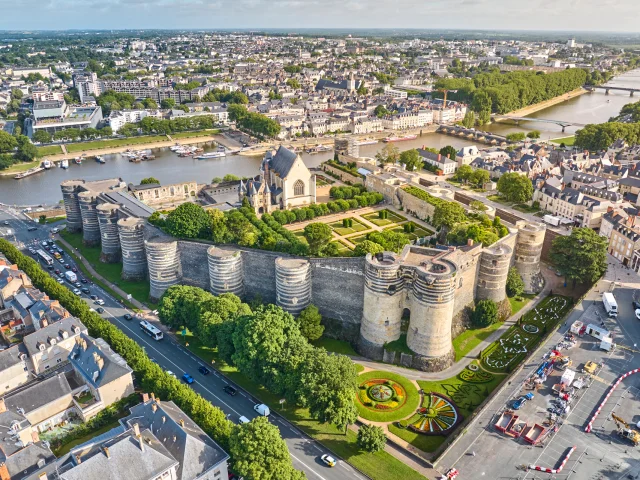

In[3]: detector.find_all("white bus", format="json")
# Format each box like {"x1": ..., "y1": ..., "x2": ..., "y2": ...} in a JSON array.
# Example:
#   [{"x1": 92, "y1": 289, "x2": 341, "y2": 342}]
[
  {"x1": 140, "y1": 320, "x2": 163, "y2": 341},
  {"x1": 36, "y1": 249, "x2": 54, "y2": 266}
]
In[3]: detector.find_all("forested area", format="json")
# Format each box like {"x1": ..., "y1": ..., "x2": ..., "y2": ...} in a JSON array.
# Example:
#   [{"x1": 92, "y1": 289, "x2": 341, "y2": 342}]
[
  {"x1": 227, "y1": 104, "x2": 281, "y2": 138},
  {"x1": 434, "y1": 68, "x2": 588, "y2": 120}
]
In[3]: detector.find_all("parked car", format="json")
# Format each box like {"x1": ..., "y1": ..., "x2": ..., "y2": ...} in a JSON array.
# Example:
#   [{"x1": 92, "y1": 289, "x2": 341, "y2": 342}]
[
  {"x1": 633, "y1": 301, "x2": 640, "y2": 311},
  {"x1": 198, "y1": 366, "x2": 210, "y2": 375},
  {"x1": 3, "y1": 221, "x2": 9, "y2": 226},
  {"x1": 47, "y1": 264, "x2": 54, "y2": 270},
  {"x1": 64, "y1": 264, "x2": 70, "y2": 269},
  {"x1": 56, "y1": 278, "x2": 64, "y2": 284},
  {"x1": 182, "y1": 373, "x2": 195, "y2": 385},
  {"x1": 74, "y1": 282, "x2": 81, "y2": 288},
  {"x1": 321, "y1": 454, "x2": 336, "y2": 467},
  {"x1": 54, "y1": 269, "x2": 60, "y2": 275},
  {"x1": 123, "y1": 314, "x2": 133, "y2": 321},
  {"x1": 635, "y1": 309, "x2": 640, "y2": 320},
  {"x1": 167, "y1": 371, "x2": 176, "y2": 378},
  {"x1": 512, "y1": 393, "x2": 534, "y2": 410},
  {"x1": 96, "y1": 307, "x2": 104, "y2": 314},
  {"x1": 28, "y1": 247, "x2": 36, "y2": 254},
  {"x1": 223, "y1": 385, "x2": 237, "y2": 396}
]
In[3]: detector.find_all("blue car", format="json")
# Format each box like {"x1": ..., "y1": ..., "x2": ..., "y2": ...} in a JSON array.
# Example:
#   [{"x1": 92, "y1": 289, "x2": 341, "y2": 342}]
[
  {"x1": 512, "y1": 392, "x2": 534, "y2": 410},
  {"x1": 182, "y1": 373, "x2": 195, "y2": 385}
]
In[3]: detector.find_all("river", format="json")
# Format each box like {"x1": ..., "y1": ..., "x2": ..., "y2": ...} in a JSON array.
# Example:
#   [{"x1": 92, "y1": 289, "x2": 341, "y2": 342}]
[{"x1": 2, "y1": 69, "x2": 640, "y2": 206}]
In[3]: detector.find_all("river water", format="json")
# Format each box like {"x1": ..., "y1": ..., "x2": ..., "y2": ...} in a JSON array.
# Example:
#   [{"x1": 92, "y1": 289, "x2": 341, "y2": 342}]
[{"x1": 3, "y1": 69, "x2": 640, "y2": 206}]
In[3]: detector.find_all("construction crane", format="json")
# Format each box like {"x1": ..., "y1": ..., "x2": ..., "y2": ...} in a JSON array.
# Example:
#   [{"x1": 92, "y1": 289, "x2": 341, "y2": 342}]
[
  {"x1": 436, "y1": 89, "x2": 457, "y2": 109},
  {"x1": 611, "y1": 413, "x2": 640, "y2": 446}
]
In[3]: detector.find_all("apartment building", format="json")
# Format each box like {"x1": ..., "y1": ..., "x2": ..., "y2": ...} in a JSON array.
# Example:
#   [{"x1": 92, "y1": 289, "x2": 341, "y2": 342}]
[{"x1": 609, "y1": 223, "x2": 640, "y2": 266}]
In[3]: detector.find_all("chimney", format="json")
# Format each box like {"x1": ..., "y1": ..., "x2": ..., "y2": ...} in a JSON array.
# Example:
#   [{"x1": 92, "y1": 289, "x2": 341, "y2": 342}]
[
  {"x1": 38, "y1": 472, "x2": 48, "y2": 480},
  {"x1": 150, "y1": 393, "x2": 155, "y2": 401},
  {"x1": 438, "y1": 154, "x2": 441, "y2": 162},
  {"x1": 41, "y1": 318, "x2": 48, "y2": 328},
  {"x1": 151, "y1": 403, "x2": 158, "y2": 413},
  {"x1": 607, "y1": 206, "x2": 614, "y2": 213},
  {"x1": 141, "y1": 393, "x2": 149, "y2": 403},
  {"x1": 467, "y1": 239, "x2": 474, "y2": 247},
  {"x1": 132, "y1": 423, "x2": 140, "y2": 437},
  {"x1": 103, "y1": 447, "x2": 110, "y2": 459},
  {"x1": 0, "y1": 398, "x2": 6, "y2": 414},
  {"x1": 75, "y1": 455, "x2": 82, "y2": 464},
  {"x1": 179, "y1": 419, "x2": 185, "y2": 428}
]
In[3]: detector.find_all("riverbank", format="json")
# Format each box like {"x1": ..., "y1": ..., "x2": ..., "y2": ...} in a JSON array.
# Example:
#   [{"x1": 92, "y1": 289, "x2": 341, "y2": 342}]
[{"x1": 497, "y1": 87, "x2": 589, "y2": 119}]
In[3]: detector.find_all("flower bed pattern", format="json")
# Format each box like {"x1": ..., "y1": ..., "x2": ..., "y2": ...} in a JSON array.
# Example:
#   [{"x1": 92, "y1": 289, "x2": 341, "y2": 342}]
[
  {"x1": 481, "y1": 296, "x2": 572, "y2": 372},
  {"x1": 459, "y1": 366, "x2": 494, "y2": 383},
  {"x1": 358, "y1": 379, "x2": 407, "y2": 413},
  {"x1": 408, "y1": 393, "x2": 461, "y2": 435}
]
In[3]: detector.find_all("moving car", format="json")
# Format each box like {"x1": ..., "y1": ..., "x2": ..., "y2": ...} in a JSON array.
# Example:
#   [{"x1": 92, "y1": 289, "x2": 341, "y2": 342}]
[
  {"x1": 198, "y1": 366, "x2": 210, "y2": 375},
  {"x1": 96, "y1": 307, "x2": 104, "y2": 314},
  {"x1": 28, "y1": 248, "x2": 36, "y2": 254},
  {"x1": 90, "y1": 295, "x2": 98, "y2": 300},
  {"x1": 56, "y1": 278, "x2": 64, "y2": 284},
  {"x1": 64, "y1": 264, "x2": 70, "y2": 269},
  {"x1": 95, "y1": 299, "x2": 105, "y2": 306},
  {"x1": 320, "y1": 454, "x2": 336, "y2": 467},
  {"x1": 253, "y1": 404, "x2": 270, "y2": 416},
  {"x1": 223, "y1": 385, "x2": 237, "y2": 396},
  {"x1": 123, "y1": 314, "x2": 133, "y2": 321},
  {"x1": 72, "y1": 288, "x2": 81, "y2": 295},
  {"x1": 81, "y1": 288, "x2": 90, "y2": 294},
  {"x1": 80, "y1": 278, "x2": 87, "y2": 283},
  {"x1": 636, "y1": 309, "x2": 640, "y2": 320},
  {"x1": 27, "y1": 226, "x2": 37, "y2": 232},
  {"x1": 238, "y1": 416, "x2": 250, "y2": 424},
  {"x1": 633, "y1": 301, "x2": 640, "y2": 310},
  {"x1": 182, "y1": 373, "x2": 195, "y2": 385},
  {"x1": 166, "y1": 371, "x2": 176, "y2": 378},
  {"x1": 3, "y1": 221, "x2": 9, "y2": 226}
]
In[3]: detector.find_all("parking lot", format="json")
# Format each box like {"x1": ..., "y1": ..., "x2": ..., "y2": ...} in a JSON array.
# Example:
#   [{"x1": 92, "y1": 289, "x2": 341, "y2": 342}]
[{"x1": 438, "y1": 284, "x2": 640, "y2": 480}]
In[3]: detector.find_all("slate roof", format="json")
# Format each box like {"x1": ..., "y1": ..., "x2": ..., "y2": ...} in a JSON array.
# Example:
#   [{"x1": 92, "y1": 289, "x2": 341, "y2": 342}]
[
  {"x1": 0, "y1": 410, "x2": 32, "y2": 458},
  {"x1": 69, "y1": 335, "x2": 132, "y2": 389},
  {"x1": 4, "y1": 373, "x2": 73, "y2": 416},
  {"x1": 6, "y1": 443, "x2": 55, "y2": 480},
  {"x1": 267, "y1": 145, "x2": 298, "y2": 178},
  {"x1": 0, "y1": 343, "x2": 28, "y2": 373},
  {"x1": 121, "y1": 399, "x2": 229, "y2": 480},
  {"x1": 23, "y1": 317, "x2": 86, "y2": 357}
]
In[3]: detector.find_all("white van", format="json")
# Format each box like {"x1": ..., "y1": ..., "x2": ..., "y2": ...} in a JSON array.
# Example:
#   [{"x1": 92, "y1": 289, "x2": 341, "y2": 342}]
[
  {"x1": 602, "y1": 292, "x2": 618, "y2": 318},
  {"x1": 238, "y1": 416, "x2": 250, "y2": 424},
  {"x1": 253, "y1": 404, "x2": 270, "y2": 416},
  {"x1": 586, "y1": 324, "x2": 610, "y2": 340}
]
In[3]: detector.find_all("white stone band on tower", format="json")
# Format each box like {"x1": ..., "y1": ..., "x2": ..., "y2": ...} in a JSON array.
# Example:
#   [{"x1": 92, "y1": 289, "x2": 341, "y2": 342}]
[
  {"x1": 118, "y1": 217, "x2": 147, "y2": 281},
  {"x1": 60, "y1": 180, "x2": 85, "y2": 233},
  {"x1": 145, "y1": 236, "x2": 181, "y2": 302},
  {"x1": 515, "y1": 222, "x2": 546, "y2": 293},
  {"x1": 476, "y1": 243, "x2": 513, "y2": 303},
  {"x1": 207, "y1": 247, "x2": 244, "y2": 297},
  {"x1": 77, "y1": 191, "x2": 100, "y2": 246},
  {"x1": 275, "y1": 257, "x2": 311, "y2": 315},
  {"x1": 97, "y1": 203, "x2": 121, "y2": 263}
]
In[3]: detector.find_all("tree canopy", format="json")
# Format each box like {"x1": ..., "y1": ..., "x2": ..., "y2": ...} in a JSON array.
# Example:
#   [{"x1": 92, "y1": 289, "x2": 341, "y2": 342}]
[
  {"x1": 550, "y1": 227, "x2": 608, "y2": 287},
  {"x1": 398, "y1": 149, "x2": 424, "y2": 172},
  {"x1": 296, "y1": 304, "x2": 324, "y2": 341},
  {"x1": 165, "y1": 202, "x2": 211, "y2": 238},
  {"x1": 140, "y1": 177, "x2": 160, "y2": 185},
  {"x1": 497, "y1": 172, "x2": 533, "y2": 203}
]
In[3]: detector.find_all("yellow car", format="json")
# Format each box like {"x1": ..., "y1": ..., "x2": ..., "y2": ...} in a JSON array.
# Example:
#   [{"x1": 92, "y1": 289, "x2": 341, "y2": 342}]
[{"x1": 321, "y1": 454, "x2": 336, "y2": 467}]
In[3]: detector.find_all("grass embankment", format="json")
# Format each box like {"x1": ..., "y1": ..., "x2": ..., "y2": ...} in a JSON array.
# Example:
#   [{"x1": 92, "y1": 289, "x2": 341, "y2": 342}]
[
  {"x1": 356, "y1": 370, "x2": 420, "y2": 423},
  {"x1": 177, "y1": 331, "x2": 425, "y2": 480},
  {"x1": 171, "y1": 129, "x2": 220, "y2": 139},
  {"x1": 65, "y1": 135, "x2": 169, "y2": 153},
  {"x1": 0, "y1": 160, "x2": 41, "y2": 175},
  {"x1": 36, "y1": 145, "x2": 63, "y2": 157},
  {"x1": 58, "y1": 230, "x2": 152, "y2": 308},
  {"x1": 508, "y1": 294, "x2": 535, "y2": 315},
  {"x1": 384, "y1": 334, "x2": 414, "y2": 355},
  {"x1": 452, "y1": 322, "x2": 504, "y2": 362},
  {"x1": 550, "y1": 136, "x2": 576, "y2": 146},
  {"x1": 311, "y1": 337, "x2": 358, "y2": 356}
]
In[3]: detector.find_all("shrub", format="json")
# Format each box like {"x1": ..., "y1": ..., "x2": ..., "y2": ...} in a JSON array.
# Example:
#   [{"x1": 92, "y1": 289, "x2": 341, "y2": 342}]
[{"x1": 357, "y1": 424, "x2": 387, "y2": 453}]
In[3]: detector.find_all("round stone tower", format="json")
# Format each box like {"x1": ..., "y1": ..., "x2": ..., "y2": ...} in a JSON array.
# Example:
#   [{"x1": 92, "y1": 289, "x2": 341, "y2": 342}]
[
  {"x1": 96, "y1": 203, "x2": 121, "y2": 263},
  {"x1": 77, "y1": 191, "x2": 100, "y2": 246},
  {"x1": 358, "y1": 252, "x2": 405, "y2": 361},
  {"x1": 408, "y1": 258, "x2": 457, "y2": 365},
  {"x1": 118, "y1": 217, "x2": 147, "y2": 281},
  {"x1": 515, "y1": 222, "x2": 546, "y2": 294},
  {"x1": 275, "y1": 257, "x2": 311, "y2": 315},
  {"x1": 207, "y1": 247, "x2": 244, "y2": 297},
  {"x1": 146, "y1": 236, "x2": 181, "y2": 302},
  {"x1": 476, "y1": 243, "x2": 513, "y2": 303},
  {"x1": 60, "y1": 180, "x2": 85, "y2": 233}
]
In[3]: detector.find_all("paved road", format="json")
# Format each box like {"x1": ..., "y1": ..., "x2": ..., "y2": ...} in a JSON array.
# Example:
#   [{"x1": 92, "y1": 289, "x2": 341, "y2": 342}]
[{"x1": 1, "y1": 207, "x2": 367, "y2": 480}]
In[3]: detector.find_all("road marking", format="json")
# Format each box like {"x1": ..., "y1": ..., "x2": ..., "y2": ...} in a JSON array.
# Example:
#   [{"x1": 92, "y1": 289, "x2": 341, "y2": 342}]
[{"x1": 289, "y1": 453, "x2": 328, "y2": 480}]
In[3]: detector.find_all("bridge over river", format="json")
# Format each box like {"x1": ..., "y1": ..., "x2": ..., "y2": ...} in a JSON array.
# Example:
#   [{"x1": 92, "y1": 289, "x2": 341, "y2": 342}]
[
  {"x1": 585, "y1": 84, "x2": 640, "y2": 96},
  {"x1": 492, "y1": 115, "x2": 588, "y2": 132}
]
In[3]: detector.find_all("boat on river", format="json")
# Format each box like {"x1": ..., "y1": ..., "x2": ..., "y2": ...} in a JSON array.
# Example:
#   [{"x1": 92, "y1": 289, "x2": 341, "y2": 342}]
[
  {"x1": 43, "y1": 160, "x2": 51, "y2": 169},
  {"x1": 14, "y1": 166, "x2": 45, "y2": 179},
  {"x1": 73, "y1": 157, "x2": 82, "y2": 165},
  {"x1": 382, "y1": 134, "x2": 417, "y2": 143},
  {"x1": 95, "y1": 156, "x2": 106, "y2": 164},
  {"x1": 195, "y1": 152, "x2": 226, "y2": 159},
  {"x1": 60, "y1": 159, "x2": 69, "y2": 169},
  {"x1": 354, "y1": 138, "x2": 378, "y2": 146}
]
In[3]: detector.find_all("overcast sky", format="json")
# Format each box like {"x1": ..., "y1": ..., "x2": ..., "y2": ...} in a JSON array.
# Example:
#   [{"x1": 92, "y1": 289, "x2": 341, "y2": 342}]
[{"x1": 1, "y1": 0, "x2": 639, "y2": 32}]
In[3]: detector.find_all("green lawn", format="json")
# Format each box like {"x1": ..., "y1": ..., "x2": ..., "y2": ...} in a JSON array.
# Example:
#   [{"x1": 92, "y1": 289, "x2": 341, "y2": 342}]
[
  {"x1": 43, "y1": 215, "x2": 67, "y2": 224},
  {"x1": 486, "y1": 194, "x2": 511, "y2": 205},
  {"x1": 176, "y1": 332, "x2": 426, "y2": 480},
  {"x1": 356, "y1": 370, "x2": 420, "y2": 423},
  {"x1": 508, "y1": 294, "x2": 535, "y2": 315},
  {"x1": 452, "y1": 322, "x2": 504, "y2": 362},
  {"x1": 36, "y1": 145, "x2": 63, "y2": 157},
  {"x1": 170, "y1": 129, "x2": 221, "y2": 139},
  {"x1": 355, "y1": 364, "x2": 365, "y2": 373},
  {"x1": 346, "y1": 234, "x2": 368, "y2": 244},
  {"x1": 53, "y1": 420, "x2": 122, "y2": 456},
  {"x1": 388, "y1": 424, "x2": 446, "y2": 453},
  {"x1": 512, "y1": 203, "x2": 540, "y2": 214},
  {"x1": 362, "y1": 210, "x2": 407, "y2": 227},
  {"x1": 384, "y1": 334, "x2": 414, "y2": 355},
  {"x1": 59, "y1": 230, "x2": 151, "y2": 306},
  {"x1": 65, "y1": 135, "x2": 169, "y2": 153},
  {"x1": 384, "y1": 225, "x2": 434, "y2": 241},
  {"x1": 550, "y1": 136, "x2": 576, "y2": 146},
  {"x1": 0, "y1": 160, "x2": 41, "y2": 174},
  {"x1": 311, "y1": 337, "x2": 357, "y2": 356},
  {"x1": 328, "y1": 217, "x2": 370, "y2": 236}
]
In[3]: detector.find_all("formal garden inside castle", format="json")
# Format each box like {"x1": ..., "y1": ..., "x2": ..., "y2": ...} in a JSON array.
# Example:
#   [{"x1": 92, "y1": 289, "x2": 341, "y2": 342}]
[{"x1": 56, "y1": 146, "x2": 585, "y2": 461}]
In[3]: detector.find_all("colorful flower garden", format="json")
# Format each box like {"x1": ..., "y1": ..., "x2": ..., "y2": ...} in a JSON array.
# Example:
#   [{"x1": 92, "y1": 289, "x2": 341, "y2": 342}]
[
  {"x1": 407, "y1": 393, "x2": 461, "y2": 435},
  {"x1": 356, "y1": 371, "x2": 420, "y2": 422}
]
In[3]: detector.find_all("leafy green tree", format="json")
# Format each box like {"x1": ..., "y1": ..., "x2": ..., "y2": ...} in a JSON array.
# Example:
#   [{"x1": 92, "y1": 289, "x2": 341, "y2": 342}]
[
  {"x1": 161, "y1": 98, "x2": 176, "y2": 109},
  {"x1": 399, "y1": 149, "x2": 424, "y2": 172},
  {"x1": 0, "y1": 131, "x2": 18, "y2": 153},
  {"x1": 296, "y1": 305, "x2": 324, "y2": 341},
  {"x1": 353, "y1": 240, "x2": 385, "y2": 257},
  {"x1": 229, "y1": 416, "x2": 305, "y2": 480},
  {"x1": 470, "y1": 200, "x2": 488, "y2": 213},
  {"x1": 32, "y1": 130, "x2": 51, "y2": 144},
  {"x1": 303, "y1": 223, "x2": 333, "y2": 256},
  {"x1": 357, "y1": 424, "x2": 387, "y2": 453},
  {"x1": 506, "y1": 267, "x2": 524, "y2": 298},
  {"x1": 374, "y1": 143, "x2": 400, "y2": 165},
  {"x1": 497, "y1": 172, "x2": 533, "y2": 203},
  {"x1": 140, "y1": 177, "x2": 160, "y2": 185},
  {"x1": 367, "y1": 230, "x2": 410, "y2": 253},
  {"x1": 473, "y1": 299, "x2": 499, "y2": 327},
  {"x1": 433, "y1": 201, "x2": 467, "y2": 231},
  {"x1": 461, "y1": 111, "x2": 476, "y2": 128},
  {"x1": 38, "y1": 215, "x2": 47, "y2": 224},
  {"x1": 470, "y1": 169, "x2": 490, "y2": 187},
  {"x1": 10, "y1": 88, "x2": 23, "y2": 100},
  {"x1": 439, "y1": 145, "x2": 458, "y2": 160},
  {"x1": 208, "y1": 209, "x2": 229, "y2": 243},
  {"x1": 223, "y1": 174, "x2": 240, "y2": 181},
  {"x1": 165, "y1": 203, "x2": 210, "y2": 238},
  {"x1": 15, "y1": 135, "x2": 37, "y2": 161},
  {"x1": 550, "y1": 227, "x2": 608, "y2": 288},
  {"x1": 527, "y1": 130, "x2": 541, "y2": 140},
  {"x1": 374, "y1": 104, "x2": 390, "y2": 118},
  {"x1": 143, "y1": 97, "x2": 158, "y2": 109},
  {"x1": 453, "y1": 164, "x2": 473, "y2": 183},
  {"x1": 286, "y1": 78, "x2": 301, "y2": 89},
  {"x1": 506, "y1": 132, "x2": 526, "y2": 143}
]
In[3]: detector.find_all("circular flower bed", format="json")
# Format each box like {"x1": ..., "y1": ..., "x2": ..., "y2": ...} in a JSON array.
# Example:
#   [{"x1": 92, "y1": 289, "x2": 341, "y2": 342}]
[
  {"x1": 522, "y1": 324, "x2": 539, "y2": 334},
  {"x1": 408, "y1": 393, "x2": 461, "y2": 435},
  {"x1": 355, "y1": 371, "x2": 420, "y2": 422}
]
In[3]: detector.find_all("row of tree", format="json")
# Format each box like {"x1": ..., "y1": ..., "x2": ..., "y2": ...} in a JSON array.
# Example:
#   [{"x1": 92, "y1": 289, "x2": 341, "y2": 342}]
[
  {"x1": 228, "y1": 104, "x2": 281, "y2": 138},
  {"x1": 33, "y1": 127, "x2": 113, "y2": 144},
  {"x1": 0, "y1": 240, "x2": 307, "y2": 480},
  {"x1": 118, "y1": 115, "x2": 219, "y2": 137},
  {"x1": 574, "y1": 122, "x2": 640, "y2": 151},
  {"x1": 158, "y1": 286, "x2": 358, "y2": 436},
  {"x1": 0, "y1": 131, "x2": 38, "y2": 170}
]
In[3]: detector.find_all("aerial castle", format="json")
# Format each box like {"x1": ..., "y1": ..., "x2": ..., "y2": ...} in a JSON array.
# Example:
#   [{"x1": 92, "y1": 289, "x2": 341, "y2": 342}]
[{"x1": 61, "y1": 174, "x2": 546, "y2": 372}]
